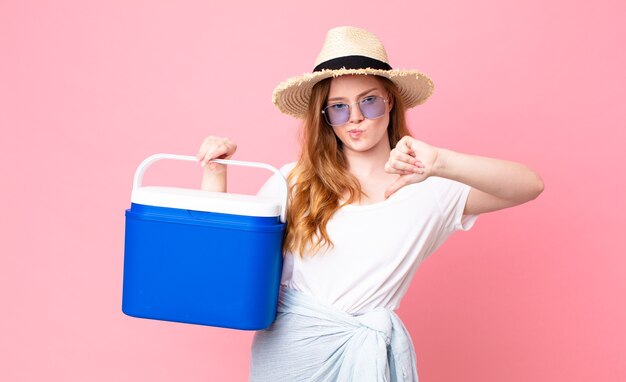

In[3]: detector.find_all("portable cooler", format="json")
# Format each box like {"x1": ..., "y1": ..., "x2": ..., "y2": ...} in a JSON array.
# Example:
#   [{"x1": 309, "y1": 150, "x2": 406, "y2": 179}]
[{"x1": 122, "y1": 154, "x2": 288, "y2": 330}]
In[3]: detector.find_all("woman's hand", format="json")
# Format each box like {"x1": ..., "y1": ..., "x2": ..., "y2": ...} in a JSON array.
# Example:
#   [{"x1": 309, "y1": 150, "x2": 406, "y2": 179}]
[
  {"x1": 196, "y1": 136, "x2": 237, "y2": 172},
  {"x1": 197, "y1": 136, "x2": 237, "y2": 192},
  {"x1": 384, "y1": 136, "x2": 440, "y2": 198}
]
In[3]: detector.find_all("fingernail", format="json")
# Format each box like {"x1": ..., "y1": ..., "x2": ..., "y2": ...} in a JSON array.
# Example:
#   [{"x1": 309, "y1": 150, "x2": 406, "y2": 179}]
[{"x1": 200, "y1": 161, "x2": 206, "y2": 167}]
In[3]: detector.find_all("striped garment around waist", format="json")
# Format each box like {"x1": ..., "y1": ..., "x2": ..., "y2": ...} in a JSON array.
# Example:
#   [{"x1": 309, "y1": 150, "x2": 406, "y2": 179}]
[{"x1": 249, "y1": 287, "x2": 419, "y2": 381}]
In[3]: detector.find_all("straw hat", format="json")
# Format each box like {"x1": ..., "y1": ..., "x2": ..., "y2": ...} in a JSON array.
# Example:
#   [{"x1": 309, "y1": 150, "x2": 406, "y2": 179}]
[{"x1": 272, "y1": 26, "x2": 434, "y2": 119}]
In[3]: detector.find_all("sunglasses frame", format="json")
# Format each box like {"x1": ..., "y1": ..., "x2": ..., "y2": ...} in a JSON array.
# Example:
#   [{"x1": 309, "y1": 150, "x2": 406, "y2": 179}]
[{"x1": 321, "y1": 95, "x2": 389, "y2": 127}]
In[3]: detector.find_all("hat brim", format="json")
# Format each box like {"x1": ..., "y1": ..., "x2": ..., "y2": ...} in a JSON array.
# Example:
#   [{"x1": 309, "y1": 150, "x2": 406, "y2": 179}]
[{"x1": 272, "y1": 68, "x2": 434, "y2": 119}]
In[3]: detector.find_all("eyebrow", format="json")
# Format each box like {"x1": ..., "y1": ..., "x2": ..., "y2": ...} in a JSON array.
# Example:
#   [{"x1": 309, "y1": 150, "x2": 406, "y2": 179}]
[{"x1": 327, "y1": 87, "x2": 379, "y2": 103}]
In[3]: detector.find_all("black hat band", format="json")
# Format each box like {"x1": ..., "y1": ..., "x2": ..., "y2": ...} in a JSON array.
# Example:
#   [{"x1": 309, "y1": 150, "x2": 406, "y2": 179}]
[{"x1": 313, "y1": 55, "x2": 392, "y2": 72}]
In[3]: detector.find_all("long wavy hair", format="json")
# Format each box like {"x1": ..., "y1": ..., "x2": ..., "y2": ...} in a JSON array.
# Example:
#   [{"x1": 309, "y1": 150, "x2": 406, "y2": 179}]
[{"x1": 284, "y1": 76, "x2": 412, "y2": 257}]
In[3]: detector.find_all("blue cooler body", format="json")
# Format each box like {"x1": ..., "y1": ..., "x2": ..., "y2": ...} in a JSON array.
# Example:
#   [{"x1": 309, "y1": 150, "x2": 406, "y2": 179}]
[{"x1": 122, "y1": 154, "x2": 287, "y2": 330}]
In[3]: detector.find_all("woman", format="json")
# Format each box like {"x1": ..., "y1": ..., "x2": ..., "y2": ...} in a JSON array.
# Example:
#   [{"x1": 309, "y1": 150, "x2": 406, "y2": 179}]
[{"x1": 197, "y1": 26, "x2": 543, "y2": 382}]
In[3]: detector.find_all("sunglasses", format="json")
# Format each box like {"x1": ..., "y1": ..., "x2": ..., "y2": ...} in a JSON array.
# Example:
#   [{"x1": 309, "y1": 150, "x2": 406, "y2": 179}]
[{"x1": 321, "y1": 95, "x2": 389, "y2": 126}]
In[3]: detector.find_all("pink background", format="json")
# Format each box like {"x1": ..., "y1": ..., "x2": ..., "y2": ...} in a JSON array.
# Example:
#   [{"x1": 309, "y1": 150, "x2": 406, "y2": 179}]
[{"x1": 1, "y1": 0, "x2": 624, "y2": 381}]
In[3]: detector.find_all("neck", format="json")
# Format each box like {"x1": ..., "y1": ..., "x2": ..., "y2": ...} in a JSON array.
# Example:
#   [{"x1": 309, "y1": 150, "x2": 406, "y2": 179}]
[{"x1": 343, "y1": 139, "x2": 391, "y2": 178}]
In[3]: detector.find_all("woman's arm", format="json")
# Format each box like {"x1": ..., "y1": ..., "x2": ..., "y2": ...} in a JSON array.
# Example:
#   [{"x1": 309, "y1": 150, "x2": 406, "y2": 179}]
[
  {"x1": 200, "y1": 166, "x2": 227, "y2": 192},
  {"x1": 197, "y1": 136, "x2": 237, "y2": 192},
  {"x1": 384, "y1": 136, "x2": 544, "y2": 215},
  {"x1": 433, "y1": 148, "x2": 544, "y2": 215}
]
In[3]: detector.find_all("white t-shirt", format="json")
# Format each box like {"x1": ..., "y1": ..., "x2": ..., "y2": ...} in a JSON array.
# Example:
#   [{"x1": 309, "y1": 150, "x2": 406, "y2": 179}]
[{"x1": 257, "y1": 162, "x2": 477, "y2": 315}]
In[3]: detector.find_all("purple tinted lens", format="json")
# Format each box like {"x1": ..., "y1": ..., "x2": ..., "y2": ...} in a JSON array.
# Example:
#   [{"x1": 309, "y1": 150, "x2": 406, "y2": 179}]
[
  {"x1": 325, "y1": 104, "x2": 350, "y2": 125},
  {"x1": 359, "y1": 96, "x2": 386, "y2": 119}
]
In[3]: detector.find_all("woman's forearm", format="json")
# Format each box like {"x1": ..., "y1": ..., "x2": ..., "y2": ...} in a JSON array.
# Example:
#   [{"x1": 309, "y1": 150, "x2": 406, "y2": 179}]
[
  {"x1": 201, "y1": 165, "x2": 227, "y2": 192},
  {"x1": 433, "y1": 148, "x2": 544, "y2": 204}
]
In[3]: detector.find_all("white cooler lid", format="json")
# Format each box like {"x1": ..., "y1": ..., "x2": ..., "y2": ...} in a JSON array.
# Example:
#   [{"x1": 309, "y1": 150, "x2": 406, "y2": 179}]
[{"x1": 131, "y1": 186, "x2": 281, "y2": 217}]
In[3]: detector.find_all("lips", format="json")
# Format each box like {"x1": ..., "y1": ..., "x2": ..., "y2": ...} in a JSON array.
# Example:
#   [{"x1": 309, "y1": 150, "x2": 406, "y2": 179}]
[{"x1": 348, "y1": 129, "x2": 364, "y2": 137}]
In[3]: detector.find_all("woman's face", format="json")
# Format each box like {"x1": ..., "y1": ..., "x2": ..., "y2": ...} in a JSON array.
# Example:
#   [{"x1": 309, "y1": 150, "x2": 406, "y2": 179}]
[{"x1": 325, "y1": 75, "x2": 393, "y2": 155}]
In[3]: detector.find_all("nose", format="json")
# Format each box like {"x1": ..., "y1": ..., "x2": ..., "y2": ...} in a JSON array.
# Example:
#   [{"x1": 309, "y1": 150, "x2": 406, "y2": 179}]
[{"x1": 349, "y1": 103, "x2": 364, "y2": 124}]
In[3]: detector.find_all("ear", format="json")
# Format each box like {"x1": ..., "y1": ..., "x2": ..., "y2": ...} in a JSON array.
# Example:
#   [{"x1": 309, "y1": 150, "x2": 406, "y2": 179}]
[{"x1": 387, "y1": 92, "x2": 394, "y2": 111}]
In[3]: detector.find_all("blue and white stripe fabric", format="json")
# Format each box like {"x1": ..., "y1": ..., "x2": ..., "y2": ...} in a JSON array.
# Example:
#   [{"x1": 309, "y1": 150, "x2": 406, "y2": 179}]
[{"x1": 249, "y1": 288, "x2": 419, "y2": 381}]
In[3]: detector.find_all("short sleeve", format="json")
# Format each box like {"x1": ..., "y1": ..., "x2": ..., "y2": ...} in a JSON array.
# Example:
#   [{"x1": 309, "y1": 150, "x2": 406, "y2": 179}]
[
  {"x1": 429, "y1": 177, "x2": 478, "y2": 233},
  {"x1": 256, "y1": 162, "x2": 296, "y2": 198}
]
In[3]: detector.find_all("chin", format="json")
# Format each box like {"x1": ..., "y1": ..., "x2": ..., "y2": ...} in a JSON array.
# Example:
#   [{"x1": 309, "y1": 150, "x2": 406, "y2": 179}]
[{"x1": 343, "y1": 140, "x2": 377, "y2": 153}]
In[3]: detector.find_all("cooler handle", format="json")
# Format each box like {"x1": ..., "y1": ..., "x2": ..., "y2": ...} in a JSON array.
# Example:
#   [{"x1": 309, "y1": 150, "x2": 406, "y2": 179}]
[{"x1": 133, "y1": 153, "x2": 289, "y2": 223}]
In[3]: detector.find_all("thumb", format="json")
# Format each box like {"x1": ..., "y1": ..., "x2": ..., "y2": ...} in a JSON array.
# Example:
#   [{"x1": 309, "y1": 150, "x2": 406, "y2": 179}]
[{"x1": 384, "y1": 177, "x2": 406, "y2": 199}]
